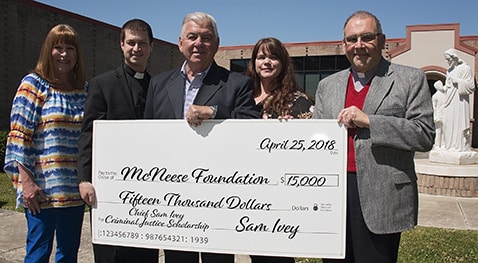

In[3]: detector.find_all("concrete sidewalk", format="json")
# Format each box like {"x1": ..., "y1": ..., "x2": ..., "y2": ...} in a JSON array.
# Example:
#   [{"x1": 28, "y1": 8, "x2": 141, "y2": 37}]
[{"x1": 1, "y1": 194, "x2": 477, "y2": 263}]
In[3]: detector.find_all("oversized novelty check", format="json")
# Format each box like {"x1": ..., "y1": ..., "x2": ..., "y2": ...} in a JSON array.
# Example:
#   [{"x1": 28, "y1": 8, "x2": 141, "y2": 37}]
[{"x1": 91, "y1": 119, "x2": 347, "y2": 258}]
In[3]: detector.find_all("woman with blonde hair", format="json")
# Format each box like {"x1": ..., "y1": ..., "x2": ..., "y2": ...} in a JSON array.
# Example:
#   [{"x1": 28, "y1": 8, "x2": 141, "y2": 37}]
[{"x1": 4, "y1": 24, "x2": 87, "y2": 262}]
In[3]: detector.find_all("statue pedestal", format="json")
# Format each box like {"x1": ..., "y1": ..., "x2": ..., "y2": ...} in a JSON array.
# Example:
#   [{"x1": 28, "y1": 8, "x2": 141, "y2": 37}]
[
  {"x1": 415, "y1": 155, "x2": 478, "y2": 197},
  {"x1": 428, "y1": 149, "x2": 478, "y2": 165}
]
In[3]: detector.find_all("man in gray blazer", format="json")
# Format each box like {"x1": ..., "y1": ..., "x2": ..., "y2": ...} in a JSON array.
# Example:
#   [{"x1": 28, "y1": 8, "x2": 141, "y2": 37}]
[
  {"x1": 144, "y1": 12, "x2": 259, "y2": 263},
  {"x1": 313, "y1": 10, "x2": 435, "y2": 263}
]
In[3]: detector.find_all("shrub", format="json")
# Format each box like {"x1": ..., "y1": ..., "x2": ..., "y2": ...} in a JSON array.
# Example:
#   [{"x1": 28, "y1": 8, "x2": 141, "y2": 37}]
[{"x1": 0, "y1": 131, "x2": 8, "y2": 173}]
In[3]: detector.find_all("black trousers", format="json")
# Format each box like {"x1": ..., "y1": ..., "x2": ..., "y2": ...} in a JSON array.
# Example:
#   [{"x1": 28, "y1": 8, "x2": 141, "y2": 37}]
[
  {"x1": 164, "y1": 250, "x2": 234, "y2": 263},
  {"x1": 88, "y1": 210, "x2": 159, "y2": 263},
  {"x1": 93, "y1": 243, "x2": 159, "y2": 263},
  {"x1": 322, "y1": 172, "x2": 401, "y2": 263}
]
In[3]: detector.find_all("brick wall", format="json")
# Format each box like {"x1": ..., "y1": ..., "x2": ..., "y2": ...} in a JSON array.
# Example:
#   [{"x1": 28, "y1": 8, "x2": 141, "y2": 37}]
[
  {"x1": 418, "y1": 173, "x2": 478, "y2": 197},
  {"x1": 0, "y1": 0, "x2": 183, "y2": 131}
]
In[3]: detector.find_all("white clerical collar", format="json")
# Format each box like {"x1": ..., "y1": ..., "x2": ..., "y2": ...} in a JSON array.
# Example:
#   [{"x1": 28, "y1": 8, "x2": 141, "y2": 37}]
[
  {"x1": 351, "y1": 69, "x2": 376, "y2": 92},
  {"x1": 357, "y1": 72, "x2": 366, "y2": 79},
  {"x1": 124, "y1": 64, "x2": 146, "y2": 79},
  {"x1": 352, "y1": 69, "x2": 375, "y2": 80},
  {"x1": 134, "y1": 72, "x2": 144, "y2": 79}
]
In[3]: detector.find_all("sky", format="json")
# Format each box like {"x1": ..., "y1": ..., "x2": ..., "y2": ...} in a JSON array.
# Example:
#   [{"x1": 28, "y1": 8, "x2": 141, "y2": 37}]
[{"x1": 35, "y1": 0, "x2": 478, "y2": 47}]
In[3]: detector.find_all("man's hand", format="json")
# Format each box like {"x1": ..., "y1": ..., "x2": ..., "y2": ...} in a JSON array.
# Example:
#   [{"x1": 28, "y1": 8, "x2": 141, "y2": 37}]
[
  {"x1": 337, "y1": 106, "x2": 370, "y2": 129},
  {"x1": 79, "y1": 181, "x2": 96, "y2": 206},
  {"x1": 186, "y1": 105, "x2": 215, "y2": 127}
]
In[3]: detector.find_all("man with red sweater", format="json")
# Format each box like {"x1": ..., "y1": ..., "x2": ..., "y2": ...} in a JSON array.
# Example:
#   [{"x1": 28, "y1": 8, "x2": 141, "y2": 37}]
[{"x1": 313, "y1": 10, "x2": 435, "y2": 263}]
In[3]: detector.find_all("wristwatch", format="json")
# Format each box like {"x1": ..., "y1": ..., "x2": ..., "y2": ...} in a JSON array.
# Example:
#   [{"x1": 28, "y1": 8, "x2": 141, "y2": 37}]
[{"x1": 210, "y1": 105, "x2": 218, "y2": 119}]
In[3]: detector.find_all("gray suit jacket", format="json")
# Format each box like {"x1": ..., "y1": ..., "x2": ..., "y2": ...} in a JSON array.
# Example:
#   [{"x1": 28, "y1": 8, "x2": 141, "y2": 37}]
[{"x1": 313, "y1": 58, "x2": 435, "y2": 234}]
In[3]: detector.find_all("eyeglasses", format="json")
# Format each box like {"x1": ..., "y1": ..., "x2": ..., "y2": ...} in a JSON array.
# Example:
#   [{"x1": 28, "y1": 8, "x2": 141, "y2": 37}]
[{"x1": 344, "y1": 33, "x2": 381, "y2": 44}]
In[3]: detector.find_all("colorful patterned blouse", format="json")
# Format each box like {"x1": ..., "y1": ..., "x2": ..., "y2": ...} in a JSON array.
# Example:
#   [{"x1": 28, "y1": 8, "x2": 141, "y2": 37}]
[
  {"x1": 4, "y1": 73, "x2": 87, "y2": 209},
  {"x1": 260, "y1": 91, "x2": 314, "y2": 119}
]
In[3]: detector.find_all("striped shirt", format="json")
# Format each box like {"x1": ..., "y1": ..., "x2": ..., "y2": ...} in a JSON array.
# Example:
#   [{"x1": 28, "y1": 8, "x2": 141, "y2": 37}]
[
  {"x1": 180, "y1": 61, "x2": 211, "y2": 117},
  {"x1": 4, "y1": 73, "x2": 87, "y2": 209}
]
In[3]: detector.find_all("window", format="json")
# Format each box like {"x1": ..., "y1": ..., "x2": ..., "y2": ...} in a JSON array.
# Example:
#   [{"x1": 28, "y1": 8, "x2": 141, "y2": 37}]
[
  {"x1": 293, "y1": 55, "x2": 350, "y2": 100},
  {"x1": 230, "y1": 59, "x2": 250, "y2": 74}
]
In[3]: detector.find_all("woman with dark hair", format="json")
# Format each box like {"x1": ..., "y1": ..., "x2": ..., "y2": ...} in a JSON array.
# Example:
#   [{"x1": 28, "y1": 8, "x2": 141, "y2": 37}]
[
  {"x1": 246, "y1": 37, "x2": 313, "y2": 263},
  {"x1": 4, "y1": 24, "x2": 87, "y2": 262},
  {"x1": 246, "y1": 37, "x2": 313, "y2": 120}
]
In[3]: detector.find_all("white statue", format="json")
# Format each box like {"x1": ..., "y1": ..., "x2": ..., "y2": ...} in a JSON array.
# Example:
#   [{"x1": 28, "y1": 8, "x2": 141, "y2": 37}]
[
  {"x1": 429, "y1": 48, "x2": 478, "y2": 164},
  {"x1": 432, "y1": 80, "x2": 446, "y2": 148},
  {"x1": 441, "y1": 48, "x2": 475, "y2": 151}
]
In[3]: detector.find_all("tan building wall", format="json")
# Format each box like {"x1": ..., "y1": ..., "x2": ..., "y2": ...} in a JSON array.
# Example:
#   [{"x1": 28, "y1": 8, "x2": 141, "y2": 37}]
[
  {"x1": 390, "y1": 24, "x2": 477, "y2": 74},
  {"x1": 216, "y1": 24, "x2": 478, "y2": 82},
  {"x1": 0, "y1": 0, "x2": 183, "y2": 131}
]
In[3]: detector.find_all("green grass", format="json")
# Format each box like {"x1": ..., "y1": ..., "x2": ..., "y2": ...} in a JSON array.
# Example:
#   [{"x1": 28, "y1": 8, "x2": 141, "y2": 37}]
[
  {"x1": 0, "y1": 172, "x2": 89, "y2": 213},
  {"x1": 1, "y1": 174, "x2": 477, "y2": 262},
  {"x1": 0, "y1": 173, "x2": 23, "y2": 212},
  {"x1": 296, "y1": 226, "x2": 478, "y2": 263},
  {"x1": 398, "y1": 227, "x2": 477, "y2": 262}
]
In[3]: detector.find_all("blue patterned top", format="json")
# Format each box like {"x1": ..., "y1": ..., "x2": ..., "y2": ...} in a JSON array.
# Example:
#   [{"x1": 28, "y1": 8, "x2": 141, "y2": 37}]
[{"x1": 4, "y1": 73, "x2": 87, "y2": 208}]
